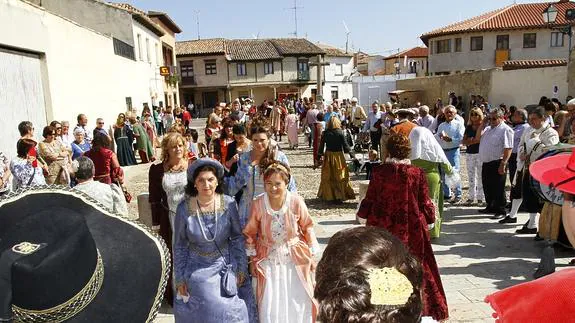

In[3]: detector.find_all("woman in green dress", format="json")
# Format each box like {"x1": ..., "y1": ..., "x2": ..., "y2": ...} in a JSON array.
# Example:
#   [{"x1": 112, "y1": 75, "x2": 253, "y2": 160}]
[
  {"x1": 409, "y1": 127, "x2": 452, "y2": 238},
  {"x1": 129, "y1": 115, "x2": 155, "y2": 164}
]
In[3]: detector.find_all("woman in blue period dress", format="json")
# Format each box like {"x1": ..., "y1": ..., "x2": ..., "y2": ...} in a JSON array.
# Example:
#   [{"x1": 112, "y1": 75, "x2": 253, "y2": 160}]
[
  {"x1": 225, "y1": 117, "x2": 296, "y2": 229},
  {"x1": 173, "y1": 159, "x2": 256, "y2": 322}
]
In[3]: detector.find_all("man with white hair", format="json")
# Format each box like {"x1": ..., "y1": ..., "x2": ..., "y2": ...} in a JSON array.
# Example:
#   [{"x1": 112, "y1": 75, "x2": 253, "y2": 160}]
[
  {"x1": 478, "y1": 107, "x2": 513, "y2": 219},
  {"x1": 417, "y1": 105, "x2": 435, "y2": 129},
  {"x1": 73, "y1": 156, "x2": 128, "y2": 216},
  {"x1": 435, "y1": 105, "x2": 465, "y2": 204}
]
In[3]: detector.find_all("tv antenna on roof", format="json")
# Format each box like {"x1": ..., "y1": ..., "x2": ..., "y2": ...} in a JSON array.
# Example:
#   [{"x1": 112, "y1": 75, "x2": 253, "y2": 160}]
[
  {"x1": 343, "y1": 20, "x2": 351, "y2": 53},
  {"x1": 287, "y1": 0, "x2": 303, "y2": 37},
  {"x1": 194, "y1": 10, "x2": 200, "y2": 40}
]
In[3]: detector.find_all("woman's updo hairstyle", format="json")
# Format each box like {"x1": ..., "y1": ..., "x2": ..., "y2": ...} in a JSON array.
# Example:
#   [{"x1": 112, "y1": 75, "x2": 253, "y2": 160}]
[
  {"x1": 248, "y1": 116, "x2": 271, "y2": 138},
  {"x1": 263, "y1": 161, "x2": 291, "y2": 184},
  {"x1": 314, "y1": 226, "x2": 423, "y2": 323},
  {"x1": 386, "y1": 134, "x2": 411, "y2": 160}
]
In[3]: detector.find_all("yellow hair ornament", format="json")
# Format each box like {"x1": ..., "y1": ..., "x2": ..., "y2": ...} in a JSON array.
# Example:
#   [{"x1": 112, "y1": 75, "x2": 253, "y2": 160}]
[{"x1": 367, "y1": 267, "x2": 413, "y2": 306}]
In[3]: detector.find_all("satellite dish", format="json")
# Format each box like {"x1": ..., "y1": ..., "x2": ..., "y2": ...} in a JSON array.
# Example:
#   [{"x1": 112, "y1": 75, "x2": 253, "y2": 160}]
[{"x1": 566, "y1": 9, "x2": 575, "y2": 21}]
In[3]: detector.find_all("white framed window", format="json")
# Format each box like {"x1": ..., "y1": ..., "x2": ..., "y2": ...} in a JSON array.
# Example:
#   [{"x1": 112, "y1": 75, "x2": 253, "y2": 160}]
[
  {"x1": 335, "y1": 64, "x2": 343, "y2": 76},
  {"x1": 331, "y1": 86, "x2": 338, "y2": 100},
  {"x1": 146, "y1": 38, "x2": 150, "y2": 62},
  {"x1": 205, "y1": 60, "x2": 217, "y2": 75},
  {"x1": 264, "y1": 62, "x2": 274, "y2": 75},
  {"x1": 237, "y1": 63, "x2": 247, "y2": 76},
  {"x1": 551, "y1": 32, "x2": 564, "y2": 47},
  {"x1": 137, "y1": 34, "x2": 142, "y2": 61},
  {"x1": 154, "y1": 43, "x2": 158, "y2": 66}
]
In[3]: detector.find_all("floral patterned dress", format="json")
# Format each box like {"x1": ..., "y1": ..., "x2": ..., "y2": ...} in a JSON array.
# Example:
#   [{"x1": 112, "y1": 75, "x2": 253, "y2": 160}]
[
  {"x1": 224, "y1": 147, "x2": 296, "y2": 229},
  {"x1": 10, "y1": 157, "x2": 46, "y2": 189},
  {"x1": 244, "y1": 192, "x2": 319, "y2": 323}
]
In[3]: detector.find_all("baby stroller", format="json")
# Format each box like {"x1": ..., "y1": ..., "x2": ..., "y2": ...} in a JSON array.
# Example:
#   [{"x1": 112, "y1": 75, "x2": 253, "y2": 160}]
[
  {"x1": 349, "y1": 132, "x2": 371, "y2": 176},
  {"x1": 354, "y1": 132, "x2": 371, "y2": 153}
]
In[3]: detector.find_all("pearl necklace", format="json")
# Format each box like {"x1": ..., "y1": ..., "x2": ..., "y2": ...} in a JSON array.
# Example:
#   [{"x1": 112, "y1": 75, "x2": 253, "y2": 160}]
[{"x1": 196, "y1": 198, "x2": 219, "y2": 242}]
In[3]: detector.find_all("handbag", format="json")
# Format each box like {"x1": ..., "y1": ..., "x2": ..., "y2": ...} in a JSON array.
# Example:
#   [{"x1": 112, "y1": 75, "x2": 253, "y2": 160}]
[
  {"x1": 113, "y1": 180, "x2": 132, "y2": 203},
  {"x1": 202, "y1": 214, "x2": 238, "y2": 297}
]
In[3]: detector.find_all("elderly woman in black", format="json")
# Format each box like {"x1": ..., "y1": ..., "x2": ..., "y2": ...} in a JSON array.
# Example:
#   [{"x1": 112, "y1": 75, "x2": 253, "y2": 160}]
[{"x1": 317, "y1": 116, "x2": 355, "y2": 202}]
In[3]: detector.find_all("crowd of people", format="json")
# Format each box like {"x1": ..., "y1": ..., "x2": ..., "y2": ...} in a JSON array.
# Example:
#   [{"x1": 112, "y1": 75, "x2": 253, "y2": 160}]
[{"x1": 3, "y1": 91, "x2": 575, "y2": 322}]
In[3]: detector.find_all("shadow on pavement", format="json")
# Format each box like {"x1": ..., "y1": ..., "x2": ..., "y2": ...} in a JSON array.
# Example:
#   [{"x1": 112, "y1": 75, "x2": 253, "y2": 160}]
[
  {"x1": 439, "y1": 259, "x2": 539, "y2": 289},
  {"x1": 317, "y1": 220, "x2": 358, "y2": 226},
  {"x1": 306, "y1": 198, "x2": 357, "y2": 211}
]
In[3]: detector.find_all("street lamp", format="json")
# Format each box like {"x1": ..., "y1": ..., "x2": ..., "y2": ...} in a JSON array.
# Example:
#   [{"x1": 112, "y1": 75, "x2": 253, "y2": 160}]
[
  {"x1": 542, "y1": 4, "x2": 574, "y2": 60},
  {"x1": 542, "y1": 4, "x2": 558, "y2": 24}
]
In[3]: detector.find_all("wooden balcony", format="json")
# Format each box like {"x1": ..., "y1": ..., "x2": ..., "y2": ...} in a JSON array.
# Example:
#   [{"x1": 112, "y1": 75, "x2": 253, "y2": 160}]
[{"x1": 181, "y1": 76, "x2": 196, "y2": 86}]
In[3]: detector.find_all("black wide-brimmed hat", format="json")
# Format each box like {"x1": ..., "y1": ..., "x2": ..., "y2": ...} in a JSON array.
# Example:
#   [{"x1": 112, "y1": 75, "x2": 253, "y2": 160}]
[{"x1": 0, "y1": 187, "x2": 170, "y2": 322}]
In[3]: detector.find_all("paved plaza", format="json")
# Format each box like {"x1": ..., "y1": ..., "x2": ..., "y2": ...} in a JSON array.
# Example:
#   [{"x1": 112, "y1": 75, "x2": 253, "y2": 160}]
[{"x1": 122, "y1": 120, "x2": 574, "y2": 322}]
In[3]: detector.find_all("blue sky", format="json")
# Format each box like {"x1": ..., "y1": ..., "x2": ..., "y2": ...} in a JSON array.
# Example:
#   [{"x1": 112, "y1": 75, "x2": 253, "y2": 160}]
[{"x1": 128, "y1": 0, "x2": 550, "y2": 55}]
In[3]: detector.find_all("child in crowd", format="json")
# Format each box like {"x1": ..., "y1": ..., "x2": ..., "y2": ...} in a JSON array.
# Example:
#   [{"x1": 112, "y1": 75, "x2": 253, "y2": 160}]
[
  {"x1": 341, "y1": 120, "x2": 354, "y2": 149},
  {"x1": 364, "y1": 149, "x2": 381, "y2": 180},
  {"x1": 184, "y1": 128, "x2": 206, "y2": 161}
]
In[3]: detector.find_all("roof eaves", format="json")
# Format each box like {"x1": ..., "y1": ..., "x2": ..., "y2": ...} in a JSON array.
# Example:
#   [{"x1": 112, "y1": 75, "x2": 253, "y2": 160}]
[
  {"x1": 148, "y1": 11, "x2": 183, "y2": 33},
  {"x1": 420, "y1": 4, "x2": 514, "y2": 45}
]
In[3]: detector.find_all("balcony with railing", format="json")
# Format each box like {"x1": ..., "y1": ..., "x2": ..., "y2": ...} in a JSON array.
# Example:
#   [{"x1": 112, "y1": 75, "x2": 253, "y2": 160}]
[
  {"x1": 297, "y1": 70, "x2": 310, "y2": 81},
  {"x1": 181, "y1": 75, "x2": 196, "y2": 86}
]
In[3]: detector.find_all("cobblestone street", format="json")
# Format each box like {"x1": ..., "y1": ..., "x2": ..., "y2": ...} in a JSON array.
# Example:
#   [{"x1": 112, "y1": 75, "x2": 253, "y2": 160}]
[{"x1": 123, "y1": 120, "x2": 574, "y2": 322}]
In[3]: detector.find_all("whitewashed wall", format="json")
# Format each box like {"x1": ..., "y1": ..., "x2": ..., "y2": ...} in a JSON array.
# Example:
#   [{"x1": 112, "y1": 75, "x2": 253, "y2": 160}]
[
  {"x1": 132, "y1": 20, "x2": 163, "y2": 109},
  {"x1": 0, "y1": 49, "x2": 47, "y2": 160},
  {"x1": 0, "y1": 0, "x2": 160, "y2": 144},
  {"x1": 490, "y1": 66, "x2": 568, "y2": 108}
]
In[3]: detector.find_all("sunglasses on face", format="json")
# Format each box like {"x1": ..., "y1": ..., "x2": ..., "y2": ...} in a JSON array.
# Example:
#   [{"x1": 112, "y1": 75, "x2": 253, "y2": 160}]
[
  {"x1": 98, "y1": 122, "x2": 104, "y2": 125},
  {"x1": 56, "y1": 127, "x2": 62, "y2": 130},
  {"x1": 470, "y1": 113, "x2": 479, "y2": 117}
]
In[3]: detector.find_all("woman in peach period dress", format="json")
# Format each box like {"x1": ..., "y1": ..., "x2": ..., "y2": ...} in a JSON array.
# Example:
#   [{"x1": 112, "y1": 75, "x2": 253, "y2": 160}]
[{"x1": 243, "y1": 162, "x2": 319, "y2": 323}]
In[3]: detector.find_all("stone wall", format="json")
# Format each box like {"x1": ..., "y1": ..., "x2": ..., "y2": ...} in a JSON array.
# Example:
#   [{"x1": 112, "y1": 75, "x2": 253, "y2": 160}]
[
  {"x1": 397, "y1": 66, "x2": 568, "y2": 111},
  {"x1": 396, "y1": 70, "x2": 492, "y2": 112}
]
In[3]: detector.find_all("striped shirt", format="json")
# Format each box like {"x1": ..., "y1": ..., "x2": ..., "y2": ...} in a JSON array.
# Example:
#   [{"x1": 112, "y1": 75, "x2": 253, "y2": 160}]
[{"x1": 479, "y1": 122, "x2": 514, "y2": 163}]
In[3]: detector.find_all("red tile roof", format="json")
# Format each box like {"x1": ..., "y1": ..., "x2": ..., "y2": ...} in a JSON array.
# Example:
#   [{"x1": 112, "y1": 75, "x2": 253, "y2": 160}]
[
  {"x1": 502, "y1": 58, "x2": 567, "y2": 70},
  {"x1": 317, "y1": 43, "x2": 354, "y2": 57},
  {"x1": 176, "y1": 39, "x2": 226, "y2": 56},
  {"x1": 385, "y1": 47, "x2": 428, "y2": 59},
  {"x1": 225, "y1": 39, "x2": 282, "y2": 61},
  {"x1": 421, "y1": 1, "x2": 575, "y2": 44},
  {"x1": 175, "y1": 38, "x2": 325, "y2": 58}
]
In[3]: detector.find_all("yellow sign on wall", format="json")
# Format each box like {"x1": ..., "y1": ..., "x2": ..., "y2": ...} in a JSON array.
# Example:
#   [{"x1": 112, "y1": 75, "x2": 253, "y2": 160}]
[{"x1": 159, "y1": 66, "x2": 170, "y2": 76}]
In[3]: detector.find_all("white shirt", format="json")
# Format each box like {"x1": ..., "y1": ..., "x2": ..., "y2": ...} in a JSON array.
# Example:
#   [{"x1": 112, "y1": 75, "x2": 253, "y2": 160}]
[
  {"x1": 74, "y1": 180, "x2": 128, "y2": 217},
  {"x1": 516, "y1": 122, "x2": 559, "y2": 171},
  {"x1": 478, "y1": 122, "x2": 514, "y2": 163}
]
